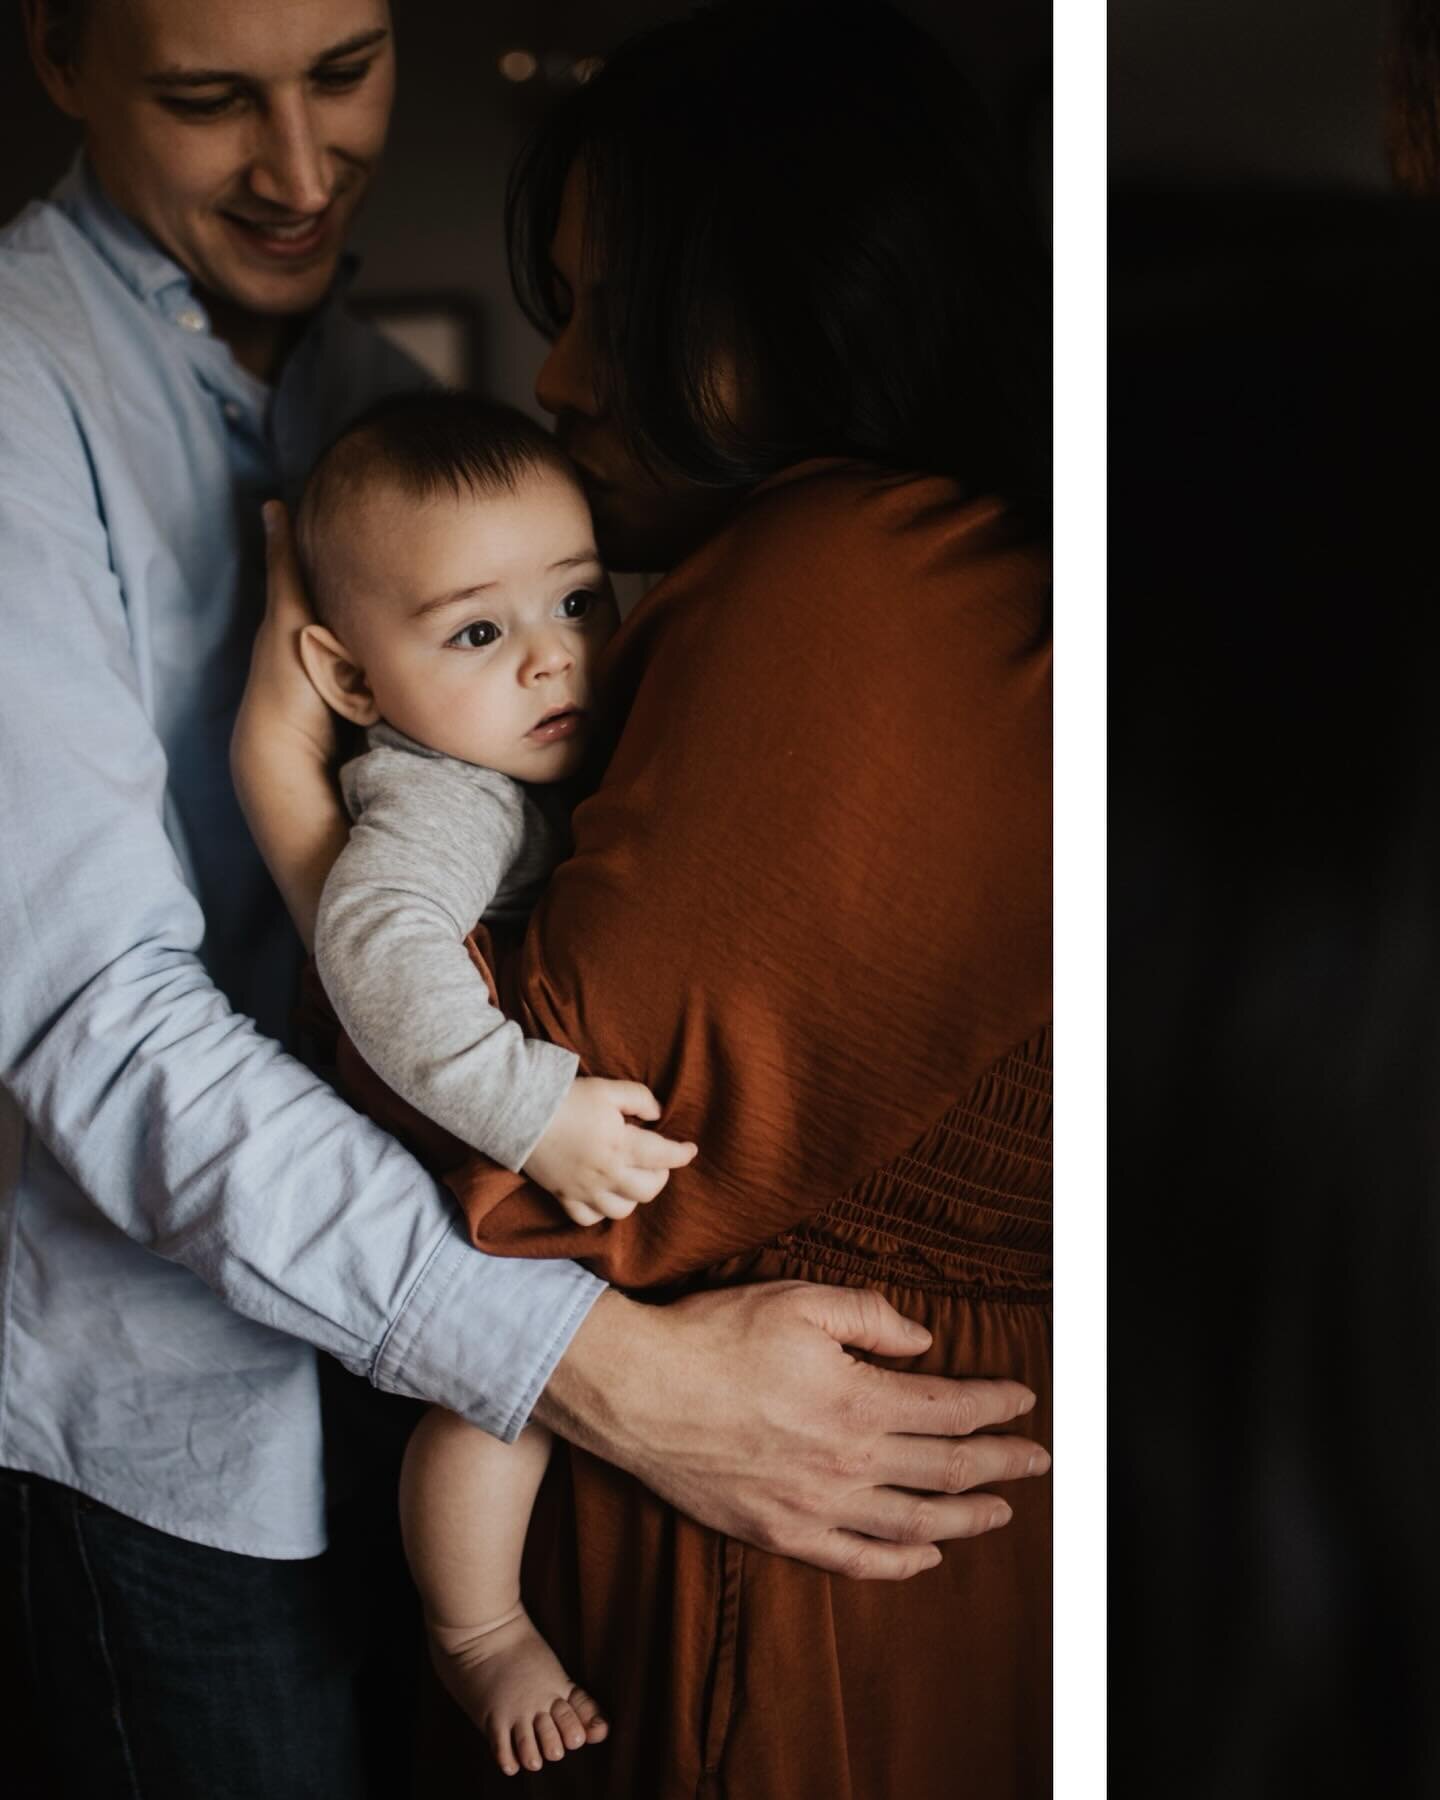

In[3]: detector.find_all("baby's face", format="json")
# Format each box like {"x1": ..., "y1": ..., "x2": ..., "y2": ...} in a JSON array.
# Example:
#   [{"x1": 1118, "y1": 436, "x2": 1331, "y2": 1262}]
[{"x1": 333, "y1": 466, "x2": 619, "y2": 781}]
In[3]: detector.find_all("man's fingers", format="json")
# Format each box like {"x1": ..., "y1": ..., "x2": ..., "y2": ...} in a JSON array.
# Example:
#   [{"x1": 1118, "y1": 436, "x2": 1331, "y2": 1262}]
[
  {"x1": 260, "y1": 500, "x2": 316, "y2": 627},
  {"x1": 874, "y1": 1431, "x2": 1050, "y2": 1496},
  {"x1": 623, "y1": 1125, "x2": 698, "y2": 1170},
  {"x1": 857, "y1": 1363, "x2": 1038, "y2": 1438},
  {"x1": 793, "y1": 1281, "x2": 934, "y2": 1358},
  {"x1": 807, "y1": 1533, "x2": 943, "y2": 1582},
  {"x1": 841, "y1": 1487, "x2": 1017, "y2": 1546}
]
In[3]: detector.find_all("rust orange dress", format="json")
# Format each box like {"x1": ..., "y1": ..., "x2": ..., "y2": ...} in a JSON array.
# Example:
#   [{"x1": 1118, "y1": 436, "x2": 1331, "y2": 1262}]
[{"x1": 345, "y1": 458, "x2": 1051, "y2": 1799}]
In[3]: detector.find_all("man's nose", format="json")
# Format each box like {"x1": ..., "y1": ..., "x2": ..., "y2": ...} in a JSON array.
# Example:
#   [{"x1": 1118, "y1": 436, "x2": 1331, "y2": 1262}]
[
  {"x1": 247, "y1": 93, "x2": 331, "y2": 214},
  {"x1": 535, "y1": 316, "x2": 600, "y2": 422}
]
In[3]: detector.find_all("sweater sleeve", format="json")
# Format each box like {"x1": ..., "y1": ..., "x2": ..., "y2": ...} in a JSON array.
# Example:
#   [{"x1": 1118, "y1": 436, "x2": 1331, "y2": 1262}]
[
  {"x1": 317, "y1": 749, "x2": 577, "y2": 1173},
  {"x1": 436, "y1": 464, "x2": 1051, "y2": 1287}
]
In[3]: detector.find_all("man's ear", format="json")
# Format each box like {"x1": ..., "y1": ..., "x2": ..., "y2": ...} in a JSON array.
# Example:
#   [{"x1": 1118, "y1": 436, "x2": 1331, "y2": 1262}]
[
  {"x1": 299, "y1": 624, "x2": 382, "y2": 728},
  {"x1": 23, "y1": 2, "x2": 87, "y2": 119}
]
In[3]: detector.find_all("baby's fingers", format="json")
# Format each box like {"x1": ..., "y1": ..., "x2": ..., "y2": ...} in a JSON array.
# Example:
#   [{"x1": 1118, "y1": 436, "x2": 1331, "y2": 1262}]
[
  {"x1": 559, "y1": 1197, "x2": 607, "y2": 1227},
  {"x1": 610, "y1": 1081, "x2": 661, "y2": 1122},
  {"x1": 590, "y1": 1193, "x2": 639, "y2": 1221},
  {"x1": 609, "y1": 1165, "x2": 670, "y2": 1207},
  {"x1": 623, "y1": 1125, "x2": 698, "y2": 1171}
]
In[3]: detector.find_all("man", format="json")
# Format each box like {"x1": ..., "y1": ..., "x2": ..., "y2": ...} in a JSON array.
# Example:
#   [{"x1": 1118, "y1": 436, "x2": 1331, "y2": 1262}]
[{"x1": 0, "y1": 2, "x2": 1047, "y2": 1794}]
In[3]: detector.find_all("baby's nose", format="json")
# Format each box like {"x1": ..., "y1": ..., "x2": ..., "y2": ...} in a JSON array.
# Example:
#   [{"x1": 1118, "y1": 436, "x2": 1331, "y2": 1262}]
[{"x1": 525, "y1": 634, "x2": 574, "y2": 679}]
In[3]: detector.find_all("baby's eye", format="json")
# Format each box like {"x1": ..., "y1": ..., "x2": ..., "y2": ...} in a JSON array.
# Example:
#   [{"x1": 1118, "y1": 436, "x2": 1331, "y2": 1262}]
[
  {"x1": 448, "y1": 620, "x2": 500, "y2": 650},
  {"x1": 559, "y1": 590, "x2": 594, "y2": 619}
]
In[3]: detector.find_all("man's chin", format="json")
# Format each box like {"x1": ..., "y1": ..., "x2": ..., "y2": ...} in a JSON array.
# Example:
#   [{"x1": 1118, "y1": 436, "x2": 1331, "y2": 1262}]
[{"x1": 197, "y1": 257, "x2": 343, "y2": 321}]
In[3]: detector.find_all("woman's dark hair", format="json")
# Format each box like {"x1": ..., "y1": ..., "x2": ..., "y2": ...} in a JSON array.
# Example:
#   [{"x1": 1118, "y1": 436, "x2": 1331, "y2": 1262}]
[
  {"x1": 507, "y1": 0, "x2": 1050, "y2": 521},
  {"x1": 1385, "y1": 0, "x2": 1440, "y2": 195}
]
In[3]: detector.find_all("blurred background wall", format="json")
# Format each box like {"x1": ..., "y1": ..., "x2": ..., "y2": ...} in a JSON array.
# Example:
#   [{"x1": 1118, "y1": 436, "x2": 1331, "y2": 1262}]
[
  {"x1": 0, "y1": 0, "x2": 1049, "y2": 415},
  {"x1": 1110, "y1": 0, "x2": 1389, "y2": 186},
  {"x1": 1110, "y1": 2, "x2": 1440, "y2": 1793}
]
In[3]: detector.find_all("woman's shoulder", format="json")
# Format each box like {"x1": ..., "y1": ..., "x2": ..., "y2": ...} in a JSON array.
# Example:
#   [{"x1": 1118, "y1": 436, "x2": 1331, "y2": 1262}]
[{"x1": 685, "y1": 456, "x2": 1050, "y2": 643}]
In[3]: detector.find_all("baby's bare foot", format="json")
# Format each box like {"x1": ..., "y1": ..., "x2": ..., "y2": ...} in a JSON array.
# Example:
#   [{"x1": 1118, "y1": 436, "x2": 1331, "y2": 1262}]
[{"x1": 428, "y1": 1606, "x2": 609, "y2": 1777}]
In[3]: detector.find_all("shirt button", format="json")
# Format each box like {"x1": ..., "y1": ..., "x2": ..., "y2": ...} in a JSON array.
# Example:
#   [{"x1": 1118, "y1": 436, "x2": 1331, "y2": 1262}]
[
  {"x1": 175, "y1": 306, "x2": 207, "y2": 333},
  {"x1": 223, "y1": 401, "x2": 242, "y2": 423}
]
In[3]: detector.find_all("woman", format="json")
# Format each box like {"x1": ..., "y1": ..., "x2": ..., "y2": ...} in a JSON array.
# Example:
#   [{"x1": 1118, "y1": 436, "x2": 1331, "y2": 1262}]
[{"x1": 239, "y1": 3, "x2": 1051, "y2": 1793}]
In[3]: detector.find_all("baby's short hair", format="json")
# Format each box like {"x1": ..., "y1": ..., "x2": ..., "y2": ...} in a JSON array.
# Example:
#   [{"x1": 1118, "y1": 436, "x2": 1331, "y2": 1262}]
[{"x1": 296, "y1": 390, "x2": 575, "y2": 632}]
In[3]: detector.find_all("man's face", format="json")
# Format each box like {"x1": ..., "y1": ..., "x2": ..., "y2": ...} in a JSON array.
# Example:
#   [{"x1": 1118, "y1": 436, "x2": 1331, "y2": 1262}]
[{"x1": 50, "y1": 0, "x2": 394, "y2": 320}]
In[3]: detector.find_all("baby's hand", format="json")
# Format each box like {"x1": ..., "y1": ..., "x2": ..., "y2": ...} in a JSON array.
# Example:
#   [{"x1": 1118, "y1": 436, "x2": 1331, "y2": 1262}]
[{"x1": 523, "y1": 1078, "x2": 698, "y2": 1226}]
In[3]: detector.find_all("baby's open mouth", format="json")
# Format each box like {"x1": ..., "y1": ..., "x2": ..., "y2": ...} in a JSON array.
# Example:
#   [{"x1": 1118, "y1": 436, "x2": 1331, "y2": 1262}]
[{"x1": 527, "y1": 706, "x2": 585, "y2": 743}]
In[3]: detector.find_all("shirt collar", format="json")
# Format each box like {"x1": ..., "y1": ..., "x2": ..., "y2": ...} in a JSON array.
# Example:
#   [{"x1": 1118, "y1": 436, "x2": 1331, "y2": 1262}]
[
  {"x1": 50, "y1": 152, "x2": 191, "y2": 306},
  {"x1": 49, "y1": 150, "x2": 362, "y2": 317}
]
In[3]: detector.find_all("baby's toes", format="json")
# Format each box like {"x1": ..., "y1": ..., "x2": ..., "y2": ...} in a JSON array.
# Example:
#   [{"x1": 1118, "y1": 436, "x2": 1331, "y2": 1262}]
[
  {"x1": 568, "y1": 1685, "x2": 610, "y2": 1742},
  {"x1": 535, "y1": 1710, "x2": 566, "y2": 1762},
  {"x1": 549, "y1": 1695, "x2": 590, "y2": 1751},
  {"x1": 488, "y1": 1723, "x2": 521, "y2": 1778},
  {"x1": 512, "y1": 1718, "x2": 543, "y2": 1775}
]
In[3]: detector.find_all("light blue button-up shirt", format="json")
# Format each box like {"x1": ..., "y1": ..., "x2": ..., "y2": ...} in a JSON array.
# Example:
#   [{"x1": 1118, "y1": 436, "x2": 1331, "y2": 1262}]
[{"x1": 0, "y1": 157, "x2": 604, "y2": 1558}]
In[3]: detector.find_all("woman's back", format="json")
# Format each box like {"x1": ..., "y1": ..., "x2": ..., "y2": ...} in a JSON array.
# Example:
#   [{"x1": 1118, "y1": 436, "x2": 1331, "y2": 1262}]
[{"x1": 446, "y1": 459, "x2": 1051, "y2": 1796}]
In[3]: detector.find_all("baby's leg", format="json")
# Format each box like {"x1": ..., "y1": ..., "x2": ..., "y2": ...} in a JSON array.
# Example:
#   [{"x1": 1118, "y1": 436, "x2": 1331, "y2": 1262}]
[{"x1": 399, "y1": 1408, "x2": 608, "y2": 1776}]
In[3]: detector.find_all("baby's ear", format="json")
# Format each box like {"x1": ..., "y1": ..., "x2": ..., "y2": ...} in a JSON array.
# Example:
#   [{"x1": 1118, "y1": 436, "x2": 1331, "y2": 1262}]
[{"x1": 299, "y1": 624, "x2": 381, "y2": 728}]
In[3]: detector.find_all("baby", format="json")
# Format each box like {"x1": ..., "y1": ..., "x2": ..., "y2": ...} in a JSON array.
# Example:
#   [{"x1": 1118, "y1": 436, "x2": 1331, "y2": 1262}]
[{"x1": 292, "y1": 391, "x2": 696, "y2": 1777}]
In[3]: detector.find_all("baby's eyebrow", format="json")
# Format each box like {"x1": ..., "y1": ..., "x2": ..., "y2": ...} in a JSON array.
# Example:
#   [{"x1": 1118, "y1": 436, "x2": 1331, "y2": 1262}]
[
  {"x1": 411, "y1": 552, "x2": 599, "y2": 618},
  {"x1": 410, "y1": 584, "x2": 496, "y2": 620}
]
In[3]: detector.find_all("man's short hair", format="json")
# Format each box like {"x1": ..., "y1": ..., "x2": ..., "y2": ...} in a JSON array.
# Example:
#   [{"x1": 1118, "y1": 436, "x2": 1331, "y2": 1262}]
[{"x1": 295, "y1": 390, "x2": 575, "y2": 633}]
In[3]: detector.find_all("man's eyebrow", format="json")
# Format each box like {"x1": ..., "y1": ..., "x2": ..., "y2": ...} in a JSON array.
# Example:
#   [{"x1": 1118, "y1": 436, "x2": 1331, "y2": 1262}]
[{"x1": 144, "y1": 28, "x2": 389, "y2": 88}]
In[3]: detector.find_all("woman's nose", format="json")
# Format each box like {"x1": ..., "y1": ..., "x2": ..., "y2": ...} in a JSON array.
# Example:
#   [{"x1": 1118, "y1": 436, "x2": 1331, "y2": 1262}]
[
  {"x1": 535, "y1": 316, "x2": 600, "y2": 422},
  {"x1": 247, "y1": 93, "x2": 332, "y2": 215}
]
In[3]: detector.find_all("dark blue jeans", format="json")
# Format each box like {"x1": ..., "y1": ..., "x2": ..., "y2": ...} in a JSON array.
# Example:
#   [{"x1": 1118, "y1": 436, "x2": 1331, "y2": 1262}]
[{"x1": 0, "y1": 1458, "x2": 422, "y2": 1799}]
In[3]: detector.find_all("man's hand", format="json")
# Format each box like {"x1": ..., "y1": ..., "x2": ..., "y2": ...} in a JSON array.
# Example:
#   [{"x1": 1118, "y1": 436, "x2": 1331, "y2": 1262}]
[
  {"x1": 234, "y1": 501, "x2": 338, "y2": 771},
  {"x1": 230, "y1": 501, "x2": 350, "y2": 950},
  {"x1": 524, "y1": 1077, "x2": 698, "y2": 1225},
  {"x1": 532, "y1": 1281, "x2": 1049, "y2": 1579}
]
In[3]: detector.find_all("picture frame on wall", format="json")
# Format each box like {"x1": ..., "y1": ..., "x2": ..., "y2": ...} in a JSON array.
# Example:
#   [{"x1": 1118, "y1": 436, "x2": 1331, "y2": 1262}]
[{"x1": 350, "y1": 293, "x2": 486, "y2": 389}]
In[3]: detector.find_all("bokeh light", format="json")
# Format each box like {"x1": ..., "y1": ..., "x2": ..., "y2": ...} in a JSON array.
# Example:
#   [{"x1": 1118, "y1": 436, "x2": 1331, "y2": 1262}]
[{"x1": 498, "y1": 50, "x2": 538, "y2": 83}]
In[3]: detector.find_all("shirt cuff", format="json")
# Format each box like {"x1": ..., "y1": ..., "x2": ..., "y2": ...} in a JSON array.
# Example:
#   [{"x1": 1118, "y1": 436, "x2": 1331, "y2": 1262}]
[
  {"x1": 371, "y1": 1216, "x2": 605, "y2": 1441},
  {"x1": 488, "y1": 1041, "x2": 578, "y2": 1174}
]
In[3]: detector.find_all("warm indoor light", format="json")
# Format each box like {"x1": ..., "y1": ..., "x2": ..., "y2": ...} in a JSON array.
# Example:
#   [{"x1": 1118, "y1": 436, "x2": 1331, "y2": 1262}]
[{"x1": 498, "y1": 49, "x2": 538, "y2": 83}]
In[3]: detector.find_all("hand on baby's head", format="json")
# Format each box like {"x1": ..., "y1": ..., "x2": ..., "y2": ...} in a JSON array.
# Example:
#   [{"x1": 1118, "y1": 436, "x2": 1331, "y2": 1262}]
[{"x1": 524, "y1": 1077, "x2": 698, "y2": 1227}]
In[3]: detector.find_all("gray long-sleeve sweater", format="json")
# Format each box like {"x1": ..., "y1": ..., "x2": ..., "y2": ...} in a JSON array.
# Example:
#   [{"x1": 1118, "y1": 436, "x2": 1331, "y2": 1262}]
[{"x1": 315, "y1": 723, "x2": 578, "y2": 1172}]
